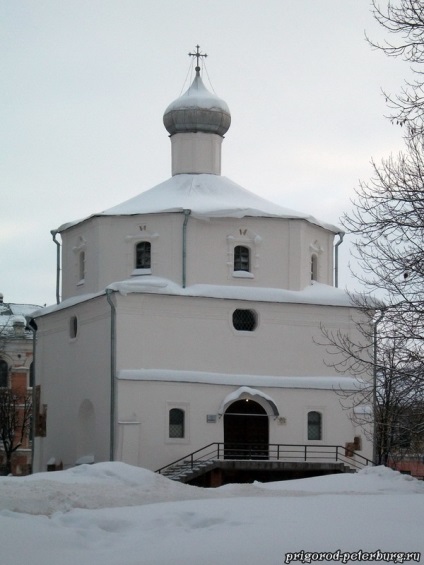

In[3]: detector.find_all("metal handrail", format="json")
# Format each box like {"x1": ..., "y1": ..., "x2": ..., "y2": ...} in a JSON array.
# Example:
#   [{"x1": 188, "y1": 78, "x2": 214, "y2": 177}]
[{"x1": 156, "y1": 442, "x2": 374, "y2": 474}]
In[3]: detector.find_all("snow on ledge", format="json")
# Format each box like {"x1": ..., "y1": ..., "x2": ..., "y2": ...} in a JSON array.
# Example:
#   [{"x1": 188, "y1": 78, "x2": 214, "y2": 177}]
[
  {"x1": 107, "y1": 278, "x2": 354, "y2": 307},
  {"x1": 31, "y1": 279, "x2": 356, "y2": 319},
  {"x1": 118, "y1": 368, "x2": 364, "y2": 391}
]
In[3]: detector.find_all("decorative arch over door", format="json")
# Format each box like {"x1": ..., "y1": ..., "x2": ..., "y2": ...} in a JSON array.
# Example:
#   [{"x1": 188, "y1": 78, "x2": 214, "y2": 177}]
[{"x1": 223, "y1": 399, "x2": 269, "y2": 460}]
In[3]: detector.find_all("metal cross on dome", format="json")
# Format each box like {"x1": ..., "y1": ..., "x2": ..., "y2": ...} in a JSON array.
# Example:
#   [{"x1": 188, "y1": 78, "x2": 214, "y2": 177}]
[{"x1": 188, "y1": 45, "x2": 207, "y2": 71}]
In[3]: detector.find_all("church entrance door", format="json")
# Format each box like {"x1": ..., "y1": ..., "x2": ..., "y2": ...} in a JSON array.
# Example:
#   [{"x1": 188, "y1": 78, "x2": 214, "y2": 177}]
[{"x1": 223, "y1": 399, "x2": 269, "y2": 459}]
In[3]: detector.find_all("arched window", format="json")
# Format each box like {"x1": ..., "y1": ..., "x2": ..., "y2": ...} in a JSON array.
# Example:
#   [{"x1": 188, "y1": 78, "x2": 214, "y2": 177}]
[
  {"x1": 169, "y1": 408, "x2": 184, "y2": 438},
  {"x1": 307, "y1": 411, "x2": 322, "y2": 440},
  {"x1": 232, "y1": 309, "x2": 257, "y2": 332},
  {"x1": 311, "y1": 254, "x2": 318, "y2": 281},
  {"x1": 0, "y1": 359, "x2": 8, "y2": 388},
  {"x1": 234, "y1": 245, "x2": 250, "y2": 272},
  {"x1": 135, "y1": 241, "x2": 151, "y2": 269}
]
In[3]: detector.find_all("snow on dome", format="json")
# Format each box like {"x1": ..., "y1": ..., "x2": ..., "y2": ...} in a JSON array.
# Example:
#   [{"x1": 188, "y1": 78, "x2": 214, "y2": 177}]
[
  {"x1": 57, "y1": 174, "x2": 342, "y2": 233},
  {"x1": 163, "y1": 71, "x2": 231, "y2": 136}
]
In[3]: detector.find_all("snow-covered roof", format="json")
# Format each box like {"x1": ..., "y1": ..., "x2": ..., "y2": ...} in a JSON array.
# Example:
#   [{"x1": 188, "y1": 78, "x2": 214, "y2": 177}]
[
  {"x1": 30, "y1": 279, "x2": 355, "y2": 319},
  {"x1": 0, "y1": 302, "x2": 41, "y2": 338},
  {"x1": 57, "y1": 174, "x2": 342, "y2": 233},
  {"x1": 118, "y1": 368, "x2": 363, "y2": 391}
]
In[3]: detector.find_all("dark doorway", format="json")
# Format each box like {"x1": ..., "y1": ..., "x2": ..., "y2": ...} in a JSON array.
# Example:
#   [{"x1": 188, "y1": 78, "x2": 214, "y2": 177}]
[{"x1": 224, "y1": 399, "x2": 269, "y2": 459}]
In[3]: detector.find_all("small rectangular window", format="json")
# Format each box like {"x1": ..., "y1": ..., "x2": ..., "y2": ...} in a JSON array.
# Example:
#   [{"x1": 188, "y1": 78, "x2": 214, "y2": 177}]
[
  {"x1": 136, "y1": 242, "x2": 151, "y2": 269},
  {"x1": 307, "y1": 411, "x2": 322, "y2": 440},
  {"x1": 169, "y1": 408, "x2": 184, "y2": 438},
  {"x1": 234, "y1": 245, "x2": 250, "y2": 272}
]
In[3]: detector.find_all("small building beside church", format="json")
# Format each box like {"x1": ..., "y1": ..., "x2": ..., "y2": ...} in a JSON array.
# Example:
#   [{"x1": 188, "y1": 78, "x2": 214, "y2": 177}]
[
  {"x1": 31, "y1": 55, "x2": 372, "y2": 483},
  {"x1": 0, "y1": 294, "x2": 39, "y2": 475}
]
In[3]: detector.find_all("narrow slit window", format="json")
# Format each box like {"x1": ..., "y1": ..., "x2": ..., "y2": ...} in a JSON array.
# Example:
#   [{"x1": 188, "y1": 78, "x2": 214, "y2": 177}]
[
  {"x1": 311, "y1": 254, "x2": 318, "y2": 281},
  {"x1": 135, "y1": 241, "x2": 151, "y2": 269},
  {"x1": 29, "y1": 362, "x2": 34, "y2": 388},
  {"x1": 0, "y1": 359, "x2": 8, "y2": 388},
  {"x1": 79, "y1": 251, "x2": 86, "y2": 281},
  {"x1": 70, "y1": 316, "x2": 78, "y2": 339},
  {"x1": 234, "y1": 245, "x2": 250, "y2": 272}
]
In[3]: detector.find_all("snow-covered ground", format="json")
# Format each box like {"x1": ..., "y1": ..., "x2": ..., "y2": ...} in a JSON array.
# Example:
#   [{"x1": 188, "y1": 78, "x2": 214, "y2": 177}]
[{"x1": 1, "y1": 463, "x2": 423, "y2": 565}]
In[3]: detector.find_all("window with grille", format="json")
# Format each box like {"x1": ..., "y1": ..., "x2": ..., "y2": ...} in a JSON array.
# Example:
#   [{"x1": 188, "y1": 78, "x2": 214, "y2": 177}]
[
  {"x1": 0, "y1": 359, "x2": 8, "y2": 388},
  {"x1": 135, "y1": 241, "x2": 151, "y2": 269},
  {"x1": 234, "y1": 245, "x2": 250, "y2": 272},
  {"x1": 232, "y1": 309, "x2": 257, "y2": 331},
  {"x1": 307, "y1": 411, "x2": 322, "y2": 440},
  {"x1": 169, "y1": 408, "x2": 185, "y2": 438}
]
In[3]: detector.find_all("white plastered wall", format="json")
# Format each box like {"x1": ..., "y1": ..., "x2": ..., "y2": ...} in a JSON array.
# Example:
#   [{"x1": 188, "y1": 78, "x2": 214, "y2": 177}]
[{"x1": 32, "y1": 296, "x2": 112, "y2": 472}]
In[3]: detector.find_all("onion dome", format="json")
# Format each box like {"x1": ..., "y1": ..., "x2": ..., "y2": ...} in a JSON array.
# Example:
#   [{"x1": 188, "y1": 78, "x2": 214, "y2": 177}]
[{"x1": 163, "y1": 69, "x2": 231, "y2": 137}]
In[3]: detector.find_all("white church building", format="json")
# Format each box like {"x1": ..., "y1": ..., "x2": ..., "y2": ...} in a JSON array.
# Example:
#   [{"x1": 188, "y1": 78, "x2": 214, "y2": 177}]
[{"x1": 31, "y1": 53, "x2": 372, "y2": 484}]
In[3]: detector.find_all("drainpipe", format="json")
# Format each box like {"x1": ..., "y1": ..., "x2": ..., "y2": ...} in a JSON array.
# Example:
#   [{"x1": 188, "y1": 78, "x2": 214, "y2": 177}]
[
  {"x1": 29, "y1": 318, "x2": 37, "y2": 474},
  {"x1": 105, "y1": 289, "x2": 116, "y2": 461},
  {"x1": 51, "y1": 230, "x2": 61, "y2": 304},
  {"x1": 182, "y1": 209, "x2": 191, "y2": 288},
  {"x1": 334, "y1": 231, "x2": 344, "y2": 288},
  {"x1": 372, "y1": 309, "x2": 385, "y2": 465}
]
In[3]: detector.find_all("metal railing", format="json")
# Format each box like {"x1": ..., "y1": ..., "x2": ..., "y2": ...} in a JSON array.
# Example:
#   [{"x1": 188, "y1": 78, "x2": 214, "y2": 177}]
[{"x1": 156, "y1": 442, "x2": 374, "y2": 475}]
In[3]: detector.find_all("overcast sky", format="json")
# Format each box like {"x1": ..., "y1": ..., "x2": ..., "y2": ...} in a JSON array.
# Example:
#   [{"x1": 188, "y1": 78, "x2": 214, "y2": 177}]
[{"x1": 1, "y1": 0, "x2": 409, "y2": 306}]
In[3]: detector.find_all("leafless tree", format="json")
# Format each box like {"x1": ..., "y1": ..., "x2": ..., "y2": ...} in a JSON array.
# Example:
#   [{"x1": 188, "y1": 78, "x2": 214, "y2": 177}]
[
  {"x1": 321, "y1": 2, "x2": 424, "y2": 464},
  {"x1": 368, "y1": 0, "x2": 424, "y2": 137},
  {"x1": 321, "y1": 307, "x2": 424, "y2": 465},
  {"x1": 0, "y1": 390, "x2": 32, "y2": 475}
]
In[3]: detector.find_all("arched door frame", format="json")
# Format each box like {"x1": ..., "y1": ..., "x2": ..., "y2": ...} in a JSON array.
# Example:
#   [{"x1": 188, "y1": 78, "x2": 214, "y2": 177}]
[
  {"x1": 223, "y1": 397, "x2": 270, "y2": 460},
  {"x1": 218, "y1": 386, "x2": 279, "y2": 419}
]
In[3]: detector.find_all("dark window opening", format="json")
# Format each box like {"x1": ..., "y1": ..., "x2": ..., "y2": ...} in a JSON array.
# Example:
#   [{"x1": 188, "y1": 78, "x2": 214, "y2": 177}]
[
  {"x1": 232, "y1": 309, "x2": 257, "y2": 331},
  {"x1": 234, "y1": 245, "x2": 250, "y2": 272},
  {"x1": 70, "y1": 316, "x2": 78, "y2": 339},
  {"x1": 311, "y1": 254, "x2": 318, "y2": 281},
  {"x1": 169, "y1": 408, "x2": 184, "y2": 438},
  {"x1": 0, "y1": 359, "x2": 8, "y2": 388},
  {"x1": 136, "y1": 241, "x2": 151, "y2": 269},
  {"x1": 308, "y1": 411, "x2": 322, "y2": 440},
  {"x1": 79, "y1": 251, "x2": 86, "y2": 281},
  {"x1": 29, "y1": 362, "x2": 34, "y2": 388}
]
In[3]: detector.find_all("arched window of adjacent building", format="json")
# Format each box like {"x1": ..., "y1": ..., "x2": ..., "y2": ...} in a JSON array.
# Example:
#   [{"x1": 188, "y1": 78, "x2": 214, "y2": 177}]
[
  {"x1": 232, "y1": 309, "x2": 257, "y2": 332},
  {"x1": 311, "y1": 254, "x2": 318, "y2": 281},
  {"x1": 79, "y1": 251, "x2": 86, "y2": 282},
  {"x1": 0, "y1": 359, "x2": 8, "y2": 388},
  {"x1": 169, "y1": 408, "x2": 185, "y2": 438},
  {"x1": 135, "y1": 241, "x2": 151, "y2": 269},
  {"x1": 234, "y1": 245, "x2": 250, "y2": 272},
  {"x1": 307, "y1": 411, "x2": 322, "y2": 440},
  {"x1": 29, "y1": 362, "x2": 34, "y2": 388}
]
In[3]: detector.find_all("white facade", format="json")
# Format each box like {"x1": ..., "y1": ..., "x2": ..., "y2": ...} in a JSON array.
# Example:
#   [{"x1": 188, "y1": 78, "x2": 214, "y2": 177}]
[{"x1": 32, "y1": 66, "x2": 372, "y2": 477}]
